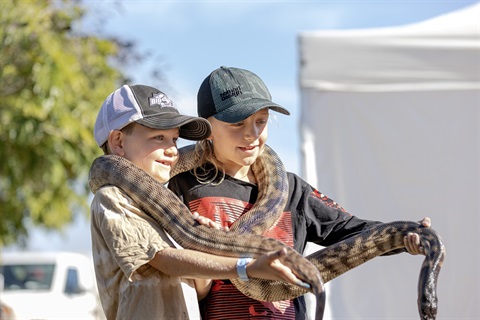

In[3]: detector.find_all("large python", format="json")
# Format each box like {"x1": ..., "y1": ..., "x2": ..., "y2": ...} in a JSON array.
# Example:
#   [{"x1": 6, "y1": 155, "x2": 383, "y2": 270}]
[{"x1": 88, "y1": 144, "x2": 446, "y2": 320}]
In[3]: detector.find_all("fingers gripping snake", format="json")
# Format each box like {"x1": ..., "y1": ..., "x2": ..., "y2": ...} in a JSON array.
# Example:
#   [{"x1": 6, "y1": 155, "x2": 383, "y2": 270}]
[{"x1": 88, "y1": 144, "x2": 446, "y2": 320}]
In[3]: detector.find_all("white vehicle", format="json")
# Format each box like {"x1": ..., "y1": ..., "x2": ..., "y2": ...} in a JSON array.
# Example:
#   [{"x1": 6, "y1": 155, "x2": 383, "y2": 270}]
[{"x1": 0, "y1": 251, "x2": 104, "y2": 320}]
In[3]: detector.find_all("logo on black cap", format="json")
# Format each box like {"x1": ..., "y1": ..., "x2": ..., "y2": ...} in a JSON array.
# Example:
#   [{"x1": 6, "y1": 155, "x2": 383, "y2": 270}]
[{"x1": 220, "y1": 86, "x2": 242, "y2": 101}]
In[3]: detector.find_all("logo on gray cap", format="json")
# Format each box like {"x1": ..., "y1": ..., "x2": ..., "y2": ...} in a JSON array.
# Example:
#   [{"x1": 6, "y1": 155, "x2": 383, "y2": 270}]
[{"x1": 149, "y1": 92, "x2": 173, "y2": 108}]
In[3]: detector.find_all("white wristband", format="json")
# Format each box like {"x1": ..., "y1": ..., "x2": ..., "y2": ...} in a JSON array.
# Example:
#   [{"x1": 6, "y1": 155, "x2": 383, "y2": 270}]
[{"x1": 236, "y1": 258, "x2": 253, "y2": 281}]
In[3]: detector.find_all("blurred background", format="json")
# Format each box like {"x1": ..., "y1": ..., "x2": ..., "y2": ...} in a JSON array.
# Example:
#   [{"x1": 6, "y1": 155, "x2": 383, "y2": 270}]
[{"x1": 1, "y1": 0, "x2": 478, "y2": 319}]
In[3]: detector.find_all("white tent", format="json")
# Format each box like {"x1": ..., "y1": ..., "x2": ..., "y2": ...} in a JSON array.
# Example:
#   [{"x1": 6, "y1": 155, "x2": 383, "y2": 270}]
[{"x1": 298, "y1": 4, "x2": 479, "y2": 319}]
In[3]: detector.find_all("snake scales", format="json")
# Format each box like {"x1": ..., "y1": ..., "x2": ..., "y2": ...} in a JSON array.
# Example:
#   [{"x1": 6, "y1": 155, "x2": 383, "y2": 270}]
[{"x1": 88, "y1": 144, "x2": 445, "y2": 320}]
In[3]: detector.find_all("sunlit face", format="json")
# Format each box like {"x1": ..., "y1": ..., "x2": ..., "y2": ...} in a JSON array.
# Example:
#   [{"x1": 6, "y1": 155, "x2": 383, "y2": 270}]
[
  {"x1": 114, "y1": 123, "x2": 179, "y2": 183},
  {"x1": 209, "y1": 108, "x2": 269, "y2": 177}
]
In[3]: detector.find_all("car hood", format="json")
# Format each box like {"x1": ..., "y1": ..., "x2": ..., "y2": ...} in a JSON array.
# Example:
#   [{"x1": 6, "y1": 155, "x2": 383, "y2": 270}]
[{"x1": 1, "y1": 291, "x2": 97, "y2": 319}]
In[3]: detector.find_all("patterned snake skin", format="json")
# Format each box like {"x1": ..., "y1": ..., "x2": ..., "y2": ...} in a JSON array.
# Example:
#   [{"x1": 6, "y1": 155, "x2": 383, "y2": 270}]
[{"x1": 88, "y1": 144, "x2": 445, "y2": 320}]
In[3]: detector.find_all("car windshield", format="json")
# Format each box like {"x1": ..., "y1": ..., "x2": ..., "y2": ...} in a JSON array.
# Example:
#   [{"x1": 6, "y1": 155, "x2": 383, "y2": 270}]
[{"x1": 0, "y1": 264, "x2": 55, "y2": 291}]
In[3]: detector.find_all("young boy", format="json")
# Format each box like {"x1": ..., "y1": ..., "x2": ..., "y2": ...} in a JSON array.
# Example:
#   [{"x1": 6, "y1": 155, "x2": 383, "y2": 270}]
[
  {"x1": 90, "y1": 84, "x2": 310, "y2": 319},
  {"x1": 168, "y1": 67, "x2": 431, "y2": 319}
]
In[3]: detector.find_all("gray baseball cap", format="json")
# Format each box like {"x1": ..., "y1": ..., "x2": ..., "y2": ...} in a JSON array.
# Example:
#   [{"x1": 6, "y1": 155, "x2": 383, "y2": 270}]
[
  {"x1": 94, "y1": 84, "x2": 211, "y2": 147},
  {"x1": 197, "y1": 66, "x2": 290, "y2": 123}
]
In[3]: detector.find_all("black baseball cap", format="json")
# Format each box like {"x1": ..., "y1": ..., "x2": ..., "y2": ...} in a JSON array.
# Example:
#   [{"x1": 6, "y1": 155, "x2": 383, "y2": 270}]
[{"x1": 197, "y1": 66, "x2": 290, "y2": 123}]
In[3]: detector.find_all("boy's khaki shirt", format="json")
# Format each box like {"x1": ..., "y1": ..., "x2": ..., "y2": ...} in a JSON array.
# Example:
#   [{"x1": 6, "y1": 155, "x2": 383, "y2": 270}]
[{"x1": 90, "y1": 186, "x2": 200, "y2": 320}]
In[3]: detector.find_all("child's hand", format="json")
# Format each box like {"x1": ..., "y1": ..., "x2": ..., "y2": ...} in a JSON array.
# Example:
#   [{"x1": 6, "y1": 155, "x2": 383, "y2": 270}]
[
  {"x1": 192, "y1": 212, "x2": 229, "y2": 231},
  {"x1": 404, "y1": 217, "x2": 431, "y2": 255},
  {"x1": 247, "y1": 248, "x2": 311, "y2": 290}
]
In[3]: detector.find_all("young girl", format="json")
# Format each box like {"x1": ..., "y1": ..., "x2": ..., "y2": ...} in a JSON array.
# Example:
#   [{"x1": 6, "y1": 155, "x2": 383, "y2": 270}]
[{"x1": 168, "y1": 67, "x2": 430, "y2": 319}]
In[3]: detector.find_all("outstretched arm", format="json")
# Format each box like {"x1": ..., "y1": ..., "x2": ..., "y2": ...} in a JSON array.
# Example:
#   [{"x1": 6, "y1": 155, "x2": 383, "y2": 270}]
[{"x1": 148, "y1": 247, "x2": 310, "y2": 287}]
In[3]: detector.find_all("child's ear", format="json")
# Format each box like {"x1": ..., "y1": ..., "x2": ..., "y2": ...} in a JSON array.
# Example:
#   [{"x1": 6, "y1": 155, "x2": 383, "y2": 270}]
[{"x1": 108, "y1": 130, "x2": 125, "y2": 156}]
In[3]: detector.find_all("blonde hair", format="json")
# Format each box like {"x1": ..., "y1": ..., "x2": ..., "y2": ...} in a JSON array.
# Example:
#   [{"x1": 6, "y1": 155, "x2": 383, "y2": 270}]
[
  {"x1": 193, "y1": 140, "x2": 226, "y2": 185},
  {"x1": 192, "y1": 112, "x2": 277, "y2": 185}
]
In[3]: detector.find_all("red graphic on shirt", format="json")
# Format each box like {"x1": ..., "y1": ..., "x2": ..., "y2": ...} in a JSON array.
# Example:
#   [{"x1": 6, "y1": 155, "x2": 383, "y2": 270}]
[
  {"x1": 311, "y1": 189, "x2": 347, "y2": 212},
  {"x1": 189, "y1": 196, "x2": 296, "y2": 319},
  {"x1": 189, "y1": 197, "x2": 293, "y2": 247}
]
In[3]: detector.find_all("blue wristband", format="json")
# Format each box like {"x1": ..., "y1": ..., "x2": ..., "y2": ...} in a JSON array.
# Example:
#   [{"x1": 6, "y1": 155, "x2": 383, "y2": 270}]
[{"x1": 236, "y1": 258, "x2": 253, "y2": 281}]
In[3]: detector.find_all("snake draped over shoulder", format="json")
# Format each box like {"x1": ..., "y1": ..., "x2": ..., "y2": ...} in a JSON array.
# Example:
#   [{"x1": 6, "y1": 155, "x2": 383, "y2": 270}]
[{"x1": 88, "y1": 144, "x2": 446, "y2": 320}]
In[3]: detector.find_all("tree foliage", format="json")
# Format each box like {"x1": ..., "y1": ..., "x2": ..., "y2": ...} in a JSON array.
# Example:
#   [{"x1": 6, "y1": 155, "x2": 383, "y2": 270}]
[{"x1": 0, "y1": 0, "x2": 140, "y2": 245}]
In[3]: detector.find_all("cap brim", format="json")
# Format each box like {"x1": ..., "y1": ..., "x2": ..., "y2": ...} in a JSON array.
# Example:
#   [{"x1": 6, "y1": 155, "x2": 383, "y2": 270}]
[
  {"x1": 136, "y1": 114, "x2": 211, "y2": 141},
  {"x1": 213, "y1": 99, "x2": 290, "y2": 123}
]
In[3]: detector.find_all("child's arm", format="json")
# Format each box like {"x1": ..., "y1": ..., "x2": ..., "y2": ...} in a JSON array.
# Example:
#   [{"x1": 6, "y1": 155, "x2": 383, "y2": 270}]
[{"x1": 148, "y1": 247, "x2": 310, "y2": 289}]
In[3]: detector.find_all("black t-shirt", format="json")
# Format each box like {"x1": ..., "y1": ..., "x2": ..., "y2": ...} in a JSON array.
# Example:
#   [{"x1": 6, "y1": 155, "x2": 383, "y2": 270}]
[{"x1": 168, "y1": 169, "x2": 381, "y2": 319}]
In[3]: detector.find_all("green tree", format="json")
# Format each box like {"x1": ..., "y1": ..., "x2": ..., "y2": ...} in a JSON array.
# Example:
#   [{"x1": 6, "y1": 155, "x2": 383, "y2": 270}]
[{"x1": 0, "y1": 0, "x2": 142, "y2": 245}]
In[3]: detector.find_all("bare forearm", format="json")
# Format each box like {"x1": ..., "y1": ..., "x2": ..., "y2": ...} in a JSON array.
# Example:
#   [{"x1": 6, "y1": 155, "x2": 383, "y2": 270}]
[
  {"x1": 148, "y1": 247, "x2": 312, "y2": 291},
  {"x1": 149, "y1": 247, "x2": 238, "y2": 279}
]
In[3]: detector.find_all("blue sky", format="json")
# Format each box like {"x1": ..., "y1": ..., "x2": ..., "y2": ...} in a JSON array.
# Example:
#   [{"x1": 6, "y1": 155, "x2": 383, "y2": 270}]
[
  {"x1": 82, "y1": 0, "x2": 478, "y2": 174},
  {"x1": 11, "y1": 0, "x2": 479, "y2": 253}
]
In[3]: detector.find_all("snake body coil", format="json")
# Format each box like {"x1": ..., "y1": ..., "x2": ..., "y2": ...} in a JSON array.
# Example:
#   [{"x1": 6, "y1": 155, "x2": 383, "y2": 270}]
[{"x1": 88, "y1": 145, "x2": 445, "y2": 320}]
